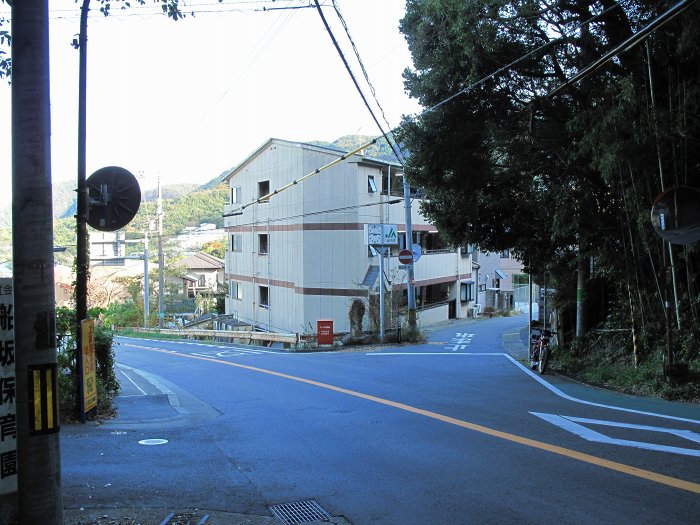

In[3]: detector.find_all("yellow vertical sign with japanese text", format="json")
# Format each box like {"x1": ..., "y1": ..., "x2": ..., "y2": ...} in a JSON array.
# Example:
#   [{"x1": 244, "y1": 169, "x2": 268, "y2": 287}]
[{"x1": 81, "y1": 319, "x2": 97, "y2": 413}]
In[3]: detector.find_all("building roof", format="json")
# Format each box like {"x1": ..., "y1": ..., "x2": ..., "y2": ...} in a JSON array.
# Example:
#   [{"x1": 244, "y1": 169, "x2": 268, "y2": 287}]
[
  {"x1": 222, "y1": 137, "x2": 403, "y2": 183},
  {"x1": 179, "y1": 252, "x2": 225, "y2": 271}
]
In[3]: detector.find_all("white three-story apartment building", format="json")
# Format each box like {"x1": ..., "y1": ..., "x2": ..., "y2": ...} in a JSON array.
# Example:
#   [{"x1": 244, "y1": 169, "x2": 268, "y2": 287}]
[{"x1": 223, "y1": 139, "x2": 476, "y2": 335}]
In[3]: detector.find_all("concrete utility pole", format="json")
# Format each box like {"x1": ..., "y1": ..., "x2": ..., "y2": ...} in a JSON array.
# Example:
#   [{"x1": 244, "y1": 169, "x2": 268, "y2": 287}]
[
  {"x1": 143, "y1": 232, "x2": 150, "y2": 328},
  {"x1": 157, "y1": 179, "x2": 165, "y2": 328},
  {"x1": 403, "y1": 173, "x2": 416, "y2": 328},
  {"x1": 575, "y1": 248, "x2": 587, "y2": 337},
  {"x1": 75, "y1": 0, "x2": 91, "y2": 425},
  {"x1": 11, "y1": 1, "x2": 64, "y2": 523}
]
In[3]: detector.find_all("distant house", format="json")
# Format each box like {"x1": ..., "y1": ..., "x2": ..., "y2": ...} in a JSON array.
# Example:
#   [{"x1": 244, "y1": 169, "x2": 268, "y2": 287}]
[
  {"x1": 172, "y1": 223, "x2": 226, "y2": 252},
  {"x1": 471, "y1": 249, "x2": 529, "y2": 310},
  {"x1": 175, "y1": 252, "x2": 225, "y2": 298},
  {"x1": 89, "y1": 230, "x2": 126, "y2": 266}
]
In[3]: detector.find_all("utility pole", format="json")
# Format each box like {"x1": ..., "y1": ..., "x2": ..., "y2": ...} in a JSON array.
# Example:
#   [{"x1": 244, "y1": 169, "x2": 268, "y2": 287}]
[
  {"x1": 75, "y1": 0, "x2": 91, "y2": 425},
  {"x1": 157, "y1": 179, "x2": 165, "y2": 328},
  {"x1": 143, "y1": 232, "x2": 150, "y2": 328},
  {"x1": 575, "y1": 247, "x2": 587, "y2": 337},
  {"x1": 403, "y1": 173, "x2": 416, "y2": 329},
  {"x1": 11, "y1": 1, "x2": 64, "y2": 523}
]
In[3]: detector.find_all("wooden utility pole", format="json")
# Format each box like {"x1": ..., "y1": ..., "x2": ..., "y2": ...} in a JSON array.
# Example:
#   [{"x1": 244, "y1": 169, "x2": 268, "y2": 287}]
[{"x1": 11, "y1": 1, "x2": 64, "y2": 523}]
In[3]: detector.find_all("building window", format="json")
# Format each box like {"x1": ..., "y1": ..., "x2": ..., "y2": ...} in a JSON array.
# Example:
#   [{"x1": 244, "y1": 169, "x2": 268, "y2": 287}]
[
  {"x1": 513, "y1": 274, "x2": 528, "y2": 286},
  {"x1": 231, "y1": 186, "x2": 241, "y2": 204},
  {"x1": 259, "y1": 285, "x2": 269, "y2": 309},
  {"x1": 258, "y1": 180, "x2": 270, "y2": 202},
  {"x1": 258, "y1": 234, "x2": 268, "y2": 255},
  {"x1": 230, "y1": 281, "x2": 243, "y2": 300},
  {"x1": 368, "y1": 175, "x2": 378, "y2": 193},
  {"x1": 198, "y1": 274, "x2": 206, "y2": 287},
  {"x1": 231, "y1": 234, "x2": 242, "y2": 252},
  {"x1": 500, "y1": 249, "x2": 510, "y2": 258},
  {"x1": 460, "y1": 282, "x2": 474, "y2": 302}
]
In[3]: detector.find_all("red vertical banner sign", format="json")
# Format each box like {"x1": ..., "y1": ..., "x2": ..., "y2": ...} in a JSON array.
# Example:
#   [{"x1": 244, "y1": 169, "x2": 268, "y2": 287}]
[
  {"x1": 81, "y1": 319, "x2": 97, "y2": 413},
  {"x1": 317, "y1": 320, "x2": 334, "y2": 346},
  {"x1": 0, "y1": 278, "x2": 17, "y2": 495}
]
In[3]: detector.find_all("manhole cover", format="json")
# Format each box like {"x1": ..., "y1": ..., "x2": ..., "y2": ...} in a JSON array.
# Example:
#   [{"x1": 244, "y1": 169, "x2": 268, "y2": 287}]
[
  {"x1": 138, "y1": 438, "x2": 169, "y2": 446},
  {"x1": 269, "y1": 500, "x2": 331, "y2": 524}
]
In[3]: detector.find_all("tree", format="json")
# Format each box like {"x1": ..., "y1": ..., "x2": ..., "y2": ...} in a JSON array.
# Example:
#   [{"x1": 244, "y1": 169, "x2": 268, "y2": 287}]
[
  {"x1": 201, "y1": 238, "x2": 226, "y2": 259},
  {"x1": 398, "y1": 1, "x2": 700, "y2": 370}
]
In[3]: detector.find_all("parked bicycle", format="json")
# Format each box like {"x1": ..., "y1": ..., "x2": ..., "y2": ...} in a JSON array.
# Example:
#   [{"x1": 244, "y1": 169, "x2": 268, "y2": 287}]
[
  {"x1": 529, "y1": 320, "x2": 542, "y2": 370},
  {"x1": 529, "y1": 321, "x2": 555, "y2": 374}
]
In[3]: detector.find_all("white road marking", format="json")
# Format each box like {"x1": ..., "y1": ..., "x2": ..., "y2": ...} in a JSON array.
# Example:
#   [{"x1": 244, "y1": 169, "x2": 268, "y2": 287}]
[
  {"x1": 367, "y1": 351, "x2": 700, "y2": 425},
  {"x1": 505, "y1": 354, "x2": 700, "y2": 425},
  {"x1": 532, "y1": 412, "x2": 700, "y2": 457},
  {"x1": 445, "y1": 333, "x2": 474, "y2": 351},
  {"x1": 117, "y1": 365, "x2": 147, "y2": 395},
  {"x1": 117, "y1": 338, "x2": 276, "y2": 358},
  {"x1": 368, "y1": 352, "x2": 506, "y2": 356}
]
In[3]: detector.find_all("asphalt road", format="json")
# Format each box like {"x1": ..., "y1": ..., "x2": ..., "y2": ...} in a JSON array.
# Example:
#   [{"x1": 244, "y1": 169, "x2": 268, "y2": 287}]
[{"x1": 61, "y1": 314, "x2": 700, "y2": 524}]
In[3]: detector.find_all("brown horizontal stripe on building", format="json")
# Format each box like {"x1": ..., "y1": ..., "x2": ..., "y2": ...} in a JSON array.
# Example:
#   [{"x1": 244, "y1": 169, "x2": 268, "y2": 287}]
[
  {"x1": 225, "y1": 223, "x2": 437, "y2": 233},
  {"x1": 226, "y1": 273, "x2": 368, "y2": 297}
]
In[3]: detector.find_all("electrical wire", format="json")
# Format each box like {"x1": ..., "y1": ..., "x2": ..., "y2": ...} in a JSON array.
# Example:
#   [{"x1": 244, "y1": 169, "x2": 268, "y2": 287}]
[
  {"x1": 417, "y1": 1, "x2": 625, "y2": 118},
  {"x1": 226, "y1": 138, "x2": 387, "y2": 215},
  {"x1": 331, "y1": 0, "x2": 404, "y2": 164},
  {"x1": 11, "y1": 1, "x2": 309, "y2": 21},
  {"x1": 227, "y1": 198, "x2": 402, "y2": 227},
  {"x1": 313, "y1": 0, "x2": 404, "y2": 166},
  {"x1": 547, "y1": 0, "x2": 697, "y2": 98},
  {"x1": 230, "y1": 0, "x2": 690, "y2": 215},
  {"x1": 197, "y1": 0, "x2": 304, "y2": 124}
]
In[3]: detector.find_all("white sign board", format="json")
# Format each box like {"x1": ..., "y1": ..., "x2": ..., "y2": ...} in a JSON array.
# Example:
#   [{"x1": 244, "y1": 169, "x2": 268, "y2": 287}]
[
  {"x1": 364, "y1": 224, "x2": 398, "y2": 246},
  {"x1": 0, "y1": 278, "x2": 16, "y2": 494}
]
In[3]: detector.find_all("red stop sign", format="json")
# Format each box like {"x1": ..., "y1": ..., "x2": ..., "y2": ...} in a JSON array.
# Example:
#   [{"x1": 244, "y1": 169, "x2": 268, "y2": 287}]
[{"x1": 398, "y1": 249, "x2": 414, "y2": 264}]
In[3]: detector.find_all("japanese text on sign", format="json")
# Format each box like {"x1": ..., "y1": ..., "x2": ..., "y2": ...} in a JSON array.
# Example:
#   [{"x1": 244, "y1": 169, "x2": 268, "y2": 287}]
[
  {"x1": 82, "y1": 319, "x2": 97, "y2": 413},
  {"x1": 0, "y1": 278, "x2": 17, "y2": 494}
]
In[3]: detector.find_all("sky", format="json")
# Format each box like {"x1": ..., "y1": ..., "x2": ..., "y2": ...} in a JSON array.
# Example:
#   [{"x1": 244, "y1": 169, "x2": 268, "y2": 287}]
[{"x1": 0, "y1": 0, "x2": 422, "y2": 209}]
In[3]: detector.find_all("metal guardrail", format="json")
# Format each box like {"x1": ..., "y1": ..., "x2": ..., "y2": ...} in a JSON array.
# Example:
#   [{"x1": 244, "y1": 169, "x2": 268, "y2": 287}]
[{"x1": 125, "y1": 327, "x2": 299, "y2": 345}]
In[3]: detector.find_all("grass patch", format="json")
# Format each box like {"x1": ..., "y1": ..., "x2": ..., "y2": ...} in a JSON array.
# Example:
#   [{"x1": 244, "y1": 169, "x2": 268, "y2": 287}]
[{"x1": 550, "y1": 344, "x2": 700, "y2": 403}]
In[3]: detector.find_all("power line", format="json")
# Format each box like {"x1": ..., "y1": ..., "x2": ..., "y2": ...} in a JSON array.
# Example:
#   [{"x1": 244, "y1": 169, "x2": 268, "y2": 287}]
[
  {"x1": 417, "y1": 1, "x2": 625, "y2": 118},
  {"x1": 227, "y1": 198, "x2": 402, "y2": 227},
  {"x1": 331, "y1": 0, "x2": 404, "y2": 164},
  {"x1": 197, "y1": 0, "x2": 304, "y2": 124},
  {"x1": 313, "y1": 0, "x2": 404, "y2": 166},
  {"x1": 4, "y1": 1, "x2": 310, "y2": 21},
  {"x1": 230, "y1": 1, "x2": 691, "y2": 215}
]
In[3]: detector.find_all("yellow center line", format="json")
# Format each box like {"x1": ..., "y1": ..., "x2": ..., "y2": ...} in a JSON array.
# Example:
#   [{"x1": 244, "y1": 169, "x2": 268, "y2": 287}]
[{"x1": 146, "y1": 347, "x2": 700, "y2": 495}]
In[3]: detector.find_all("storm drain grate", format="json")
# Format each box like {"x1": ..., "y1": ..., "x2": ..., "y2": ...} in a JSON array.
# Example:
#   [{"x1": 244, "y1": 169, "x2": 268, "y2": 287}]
[{"x1": 269, "y1": 499, "x2": 332, "y2": 524}]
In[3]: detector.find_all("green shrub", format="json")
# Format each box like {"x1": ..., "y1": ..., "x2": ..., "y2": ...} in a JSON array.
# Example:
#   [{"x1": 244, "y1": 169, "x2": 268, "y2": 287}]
[{"x1": 55, "y1": 307, "x2": 120, "y2": 421}]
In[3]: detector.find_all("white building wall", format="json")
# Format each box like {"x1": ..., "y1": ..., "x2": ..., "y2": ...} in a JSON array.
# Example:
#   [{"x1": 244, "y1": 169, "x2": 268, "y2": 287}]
[{"x1": 224, "y1": 139, "x2": 475, "y2": 335}]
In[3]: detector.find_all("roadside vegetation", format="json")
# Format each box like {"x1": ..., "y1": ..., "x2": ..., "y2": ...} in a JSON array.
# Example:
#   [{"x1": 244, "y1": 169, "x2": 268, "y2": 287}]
[
  {"x1": 397, "y1": 1, "x2": 700, "y2": 394},
  {"x1": 549, "y1": 336, "x2": 700, "y2": 403},
  {"x1": 56, "y1": 306, "x2": 120, "y2": 422}
]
